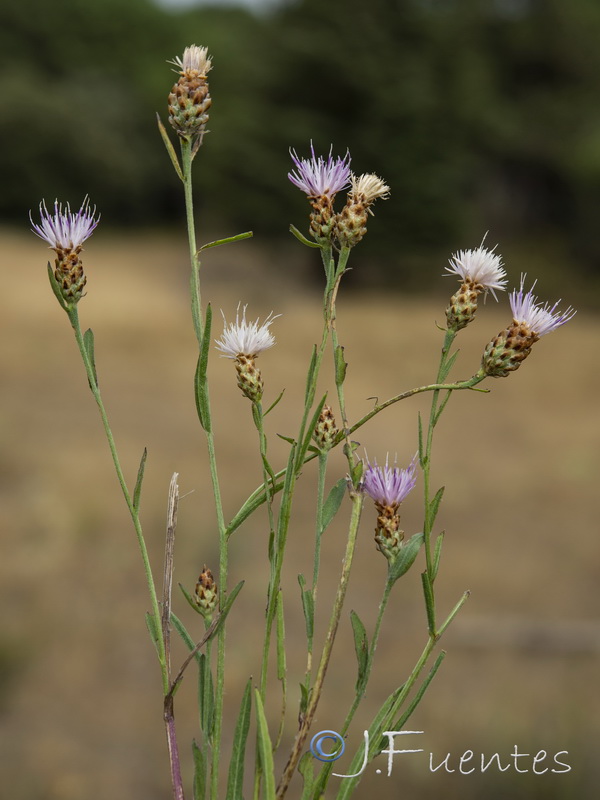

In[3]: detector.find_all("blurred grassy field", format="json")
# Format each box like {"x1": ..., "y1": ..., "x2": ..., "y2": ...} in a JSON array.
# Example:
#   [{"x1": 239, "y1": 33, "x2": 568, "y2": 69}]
[{"x1": 1, "y1": 228, "x2": 599, "y2": 799}]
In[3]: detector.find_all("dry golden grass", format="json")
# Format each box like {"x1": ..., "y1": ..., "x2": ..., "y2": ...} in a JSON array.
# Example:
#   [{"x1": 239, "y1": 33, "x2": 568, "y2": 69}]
[{"x1": 1, "y1": 228, "x2": 599, "y2": 799}]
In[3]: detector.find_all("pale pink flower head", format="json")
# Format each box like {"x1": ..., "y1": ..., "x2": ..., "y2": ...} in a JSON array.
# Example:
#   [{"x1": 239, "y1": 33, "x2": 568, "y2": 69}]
[
  {"x1": 510, "y1": 276, "x2": 576, "y2": 337},
  {"x1": 215, "y1": 304, "x2": 279, "y2": 359},
  {"x1": 288, "y1": 143, "x2": 351, "y2": 199},
  {"x1": 445, "y1": 242, "x2": 507, "y2": 300},
  {"x1": 362, "y1": 455, "x2": 417, "y2": 508},
  {"x1": 30, "y1": 198, "x2": 99, "y2": 253}
]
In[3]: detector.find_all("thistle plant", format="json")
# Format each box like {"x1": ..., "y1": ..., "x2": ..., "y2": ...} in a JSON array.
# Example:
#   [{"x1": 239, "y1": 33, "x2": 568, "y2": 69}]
[{"x1": 31, "y1": 44, "x2": 576, "y2": 800}]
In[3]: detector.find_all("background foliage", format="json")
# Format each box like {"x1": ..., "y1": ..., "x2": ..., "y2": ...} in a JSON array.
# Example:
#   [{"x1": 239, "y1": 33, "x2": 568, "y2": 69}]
[{"x1": 3, "y1": 0, "x2": 600, "y2": 292}]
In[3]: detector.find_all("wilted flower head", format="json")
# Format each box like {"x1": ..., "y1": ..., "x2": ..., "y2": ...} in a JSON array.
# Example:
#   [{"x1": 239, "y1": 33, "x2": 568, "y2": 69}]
[
  {"x1": 348, "y1": 173, "x2": 390, "y2": 206},
  {"x1": 169, "y1": 45, "x2": 212, "y2": 77},
  {"x1": 30, "y1": 198, "x2": 99, "y2": 254},
  {"x1": 362, "y1": 455, "x2": 417, "y2": 509},
  {"x1": 445, "y1": 243, "x2": 507, "y2": 300},
  {"x1": 335, "y1": 172, "x2": 390, "y2": 248},
  {"x1": 215, "y1": 304, "x2": 278, "y2": 359},
  {"x1": 288, "y1": 143, "x2": 351, "y2": 199},
  {"x1": 509, "y1": 276, "x2": 576, "y2": 337}
]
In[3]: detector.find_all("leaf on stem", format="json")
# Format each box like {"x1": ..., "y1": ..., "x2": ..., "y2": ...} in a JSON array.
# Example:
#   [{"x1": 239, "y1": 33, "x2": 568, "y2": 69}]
[
  {"x1": 388, "y1": 532, "x2": 424, "y2": 585},
  {"x1": 276, "y1": 590, "x2": 287, "y2": 681},
  {"x1": 179, "y1": 582, "x2": 204, "y2": 616},
  {"x1": 392, "y1": 651, "x2": 445, "y2": 731},
  {"x1": 198, "y1": 653, "x2": 215, "y2": 738},
  {"x1": 225, "y1": 679, "x2": 252, "y2": 800},
  {"x1": 296, "y1": 394, "x2": 327, "y2": 471},
  {"x1": 83, "y1": 328, "x2": 98, "y2": 388},
  {"x1": 305, "y1": 345, "x2": 317, "y2": 404},
  {"x1": 144, "y1": 611, "x2": 161, "y2": 656},
  {"x1": 417, "y1": 412, "x2": 424, "y2": 468},
  {"x1": 254, "y1": 690, "x2": 276, "y2": 799},
  {"x1": 194, "y1": 304, "x2": 213, "y2": 432},
  {"x1": 46, "y1": 262, "x2": 69, "y2": 312},
  {"x1": 320, "y1": 478, "x2": 347, "y2": 535},
  {"x1": 298, "y1": 751, "x2": 315, "y2": 800},
  {"x1": 439, "y1": 348, "x2": 460, "y2": 382},
  {"x1": 297, "y1": 575, "x2": 314, "y2": 645},
  {"x1": 334, "y1": 344, "x2": 347, "y2": 387},
  {"x1": 133, "y1": 447, "x2": 147, "y2": 513},
  {"x1": 226, "y1": 482, "x2": 284, "y2": 537},
  {"x1": 428, "y1": 486, "x2": 445, "y2": 526},
  {"x1": 156, "y1": 113, "x2": 184, "y2": 181},
  {"x1": 289, "y1": 223, "x2": 320, "y2": 248},
  {"x1": 432, "y1": 531, "x2": 445, "y2": 580},
  {"x1": 170, "y1": 612, "x2": 202, "y2": 663},
  {"x1": 350, "y1": 610, "x2": 369, "y2": 691},
  {"x1": 421, "y1": 570, "x2": 436, "y2": 636},
  {"x1": 192, "y1": 739, "x2": 207, "y2": 800},
  {"x1": 198, "y1": 231, "x2": 253, "y2": 251},
  {"x1": 264, "y1": 388, "x2": 285, "y2": 416}
]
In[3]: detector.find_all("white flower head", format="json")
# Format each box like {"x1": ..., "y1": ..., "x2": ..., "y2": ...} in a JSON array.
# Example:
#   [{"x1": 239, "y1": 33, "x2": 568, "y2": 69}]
[
  {"x1": 215, "y1": 304, "x2": 279, "y2": 359},
  {"x1": 445, "y1": 239, "x2": 507, "y2": 300},
  {"x1": 349, "y1": 173, "x2": 390, "y2": 207},
  {"x1": 510, "y1": 275, "x2": 576, "y2": 337},
  {"x1": 169, "y1": 45, "x2": 212, "y2": 76},
  {"x1": 30, "y1": 197, "x2": 99, "y2": 252}
]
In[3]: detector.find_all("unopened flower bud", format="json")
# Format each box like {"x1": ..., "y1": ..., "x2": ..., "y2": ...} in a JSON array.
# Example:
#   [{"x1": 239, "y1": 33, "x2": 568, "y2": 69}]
[
  {"x1": 168, "y1": 45, "x2": 212, "y2": 144},
  {"x1": 482, "y1": 276, "x2": 575, "y2": 377},
  {"x1": 313, "y1": 405, "x2": 338, "y2": 451},
  {"x1": 195, "y1": 565, "x2": 218, "y2": 619},
  {"x1": 335, "y1": 173, "x2": 390, "y2": 248}
]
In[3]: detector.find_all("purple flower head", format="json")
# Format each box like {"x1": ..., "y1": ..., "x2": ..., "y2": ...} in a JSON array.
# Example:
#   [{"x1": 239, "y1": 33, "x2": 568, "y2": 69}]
[
  {"x1": 510, "y1": 275, "x2": 576, "y2": 337},
  {"x1": 288, "y1": 143, "x2": 351, "y2": 198},
  {"x1": 31, "y1": 198, "x2": 100, "y2": 251},
  {"x1": 362, "y1": 455, "x2": 417, "y2": 507}
]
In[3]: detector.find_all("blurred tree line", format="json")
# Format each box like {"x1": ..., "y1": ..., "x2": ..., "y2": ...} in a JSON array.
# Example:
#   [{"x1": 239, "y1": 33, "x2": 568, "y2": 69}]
[{"x1": 2, "y1": 0, "x2": 600, "y2": 290}]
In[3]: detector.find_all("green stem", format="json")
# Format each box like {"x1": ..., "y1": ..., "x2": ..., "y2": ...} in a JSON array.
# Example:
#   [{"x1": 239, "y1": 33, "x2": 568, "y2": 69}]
[
  {"x1": 276, "y1": 490, "x2": 364, "y2": 800},
  {"x1": 68, "y1": 307, "x2": 168, "y2": 692}
]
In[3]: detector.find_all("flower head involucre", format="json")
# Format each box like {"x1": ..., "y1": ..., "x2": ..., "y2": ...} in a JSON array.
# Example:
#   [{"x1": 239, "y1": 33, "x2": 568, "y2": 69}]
[
  {"x1": 288, "y1": 143, "x2": 351, "y2": 198},
  {"x1": 445, "y1": 244, "x2": 507, "y2": 300},
  {"x1": 215, "y1": 305, "x2": 279, "y2": 359},
  {"x1": 362, "y1": 455, "x2": 417, "y2": 508},
  {"x1": 510, "y1": 276, "x2": 576, "y2": 337},
  {"x1": 31, "y1": 198, "x2": 99, "y2": 253}
]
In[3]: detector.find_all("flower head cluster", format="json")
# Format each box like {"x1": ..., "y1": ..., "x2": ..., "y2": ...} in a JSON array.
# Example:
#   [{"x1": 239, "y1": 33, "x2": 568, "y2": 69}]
[
  {"x1": 288, "y1": 143, "x2": 351, "y2": 199},
  {"x1": 215, "y1": 305, "x2": 279, "y2": 403},
  {"x1": 509, "y1": 276, "x2": 576, "y2": 337},
  {"x1": 445, "y1": 243, "x2": 507, "y2": 299},
  {"x1": 31, "y1": 198, "x2": 99, "y2": 254},
  {"x1": 362, "y1": 455, "x2": 417, "y2": 508}
]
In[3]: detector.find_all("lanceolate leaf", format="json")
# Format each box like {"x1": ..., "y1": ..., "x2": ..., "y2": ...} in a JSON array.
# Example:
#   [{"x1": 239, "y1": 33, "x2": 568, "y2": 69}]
[
  {"x1": 83, "y1": 328, "x2": 98, "y2": 387},
  {"x1": 350, "y1": 610, "x2": 369, "y2": 691},
  {"x1": 225, "y1": 680, "x2": 252, "y2": 800},
  {"x1": 254, "y1": 690, "x2": 276, "y2": 799},
  {"x1": 192, "y1": 739, "x2": 207, "y2": 800},
  {"x1": 133, "y1": 447, "x2": 147, "y2": 512},
  {"x1": 388, "y1": 532, "x2": 424, "y2": 584},
  {"x1": 320, "y1": 478, "x2": 347, "y2": 534},
  {"x1": 194, "y1": 304, "x2": 212, "y2": 432}
]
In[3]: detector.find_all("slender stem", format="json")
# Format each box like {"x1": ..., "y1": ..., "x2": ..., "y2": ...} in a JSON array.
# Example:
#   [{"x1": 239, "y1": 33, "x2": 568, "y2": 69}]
[
  {"x1": 276, "y1": 490, "x2": 364, "y2": 800},
  {"x1": 68, "y1": 308, "x2": 168, "y2": 690},
  {"x1": 180, "y1": 138, "x2": 228, "y2": 800}
]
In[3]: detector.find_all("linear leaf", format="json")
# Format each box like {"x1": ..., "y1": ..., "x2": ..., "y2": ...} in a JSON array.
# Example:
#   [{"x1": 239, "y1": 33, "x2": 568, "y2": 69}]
[
  {"x1": 289, "y1": 224, "x2": 320, "y2": 248},
  {"x1": 144, "y1": 611, "x2": 161, "y2": 656},
  {"x1": 388, "y1": 532, "x2": 424, "y2": 584},
  {"x1": 46, "y1": 262, "x2": 69, "y2": 311},
  {"x1": 133, "y1": 447, "x2": 147, "y2": 512},
  {"x1": 304, "y1": 345, "x2": 317, "y2": 404},
  {"x1": 83, "y1": 328, "x2": 98, "y2": 388},
  {"x1": 226, "y1": 481, "x2": 284, "y2": 537},
  {"x1": 320, "y1": 478, "x2": 347, "y2": 534},
  {"x1": 194, "y1": 304, "x2": 212, "y2": 432},
  {"x1": 264, "y1": 388, "x2": 285, "y2": 416},
  {"x1": 179, "y1": 582, "x2": 204, "y2": 616},
  {"x1": 254, "y1": 690, "x2": 276, "y2": 799},
  {"x1": 298, "y1": 751, "x2": 315, "y2": 800},
  {"x1": 350, "y1": 610, "x2": 369, "y2": 691},
  {"x1": 199, "y1": 231, "x2": 253, "y2": 251},
  {"x1": 192, "y1": 739, "x2": 207, "y2": 800},
  {"x1": 198, "y1": 653, "x2": 214, "y2": 737},
  {"x1": 298, "y1": 575, "x2": 314, "y2": 644},
  {"x1": 296, "y1": 394, "x2": 327, "y2": 471},
  {"x1": 225, "y1": 679, "x2": 252, "y2": 800},
  {"x1": 429, "y1": 486, "x2": 445, "y2": 525},
  {"x1": 170, "y1": 612, "x2": 202, "y2": 663},
  {"x1": 156, "y1": 113, "x2": 184, "y2": 181},
  {"x1": 334, "y1": 344, "x2": 347, "y2": 387},
  {"x1": 421, "y1": 570, "x2": 436, "y2": 635},
  {"x1": 432, "y1": 531, "x2": 445, "y2": 580}
]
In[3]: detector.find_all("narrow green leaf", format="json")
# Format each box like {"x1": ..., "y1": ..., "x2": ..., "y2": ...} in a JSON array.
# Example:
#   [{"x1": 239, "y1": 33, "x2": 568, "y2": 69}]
[
  {"x1": 198, "y1": 653, "x2": 214, "y2": 737},
  {"x1": 421, "y1": 570, "x2": 436, "y2": 635},
  {"x1": 225, "y1": 679, "x2": 252, "y2": 800},
  {"x1": 226, "y1": 481, "x2": 284, "y2": 537},
  {"x1": 264, "y1": 388, "x2": 285, "y2": 416},
  {"x1": 133, "y1": 447, "x2": 147, "y2": 512},
  {"x1": 289, "y1": 223, "x2": 320, "y2": 248},
  {"x1": 156, "y1": 113, "x2": 184, "y2": 181},
  {"x1": 298, "y1": 751, "x2": 315, "y2": 800},
  {"x1": 434, "y1": 389, "x2": 453, "y2": 425},
  {"x1": 254, "y1": 690, "x2": 276, "y2": 799},
  {"x1": 417, "y1": 412, "x2": 424, "y2": 467},
  {"x1": 320, "y1": 478, "x2": 347, "y2": 534},
  {"x1": 350, "y1": 457, "x2": 363, "y2": 488},
  {"x1": 439, "y1": 348, "x2": 459, "y2": 382},
  {"x1": 199, "y1": 231, "x2": 253, "y2": 251},
  {"x1": 296, "y1": 394, "x2": 327, "y2": 471},
  {"x1": 208, "y1": 580, "x2": 245, "y2": 641},
  {"x1": 350, "y1": 610, "x2": 369, "y2": 691},
  {"x1": 304, "y1": 345, "x2": 317, "y2": 404},
  {"x1": 194, "y1": 304, "x2": 213, "y2": 432},
  {"x1": 144, "y1": 611, "x2": 161, "y2": 656},
  {"x1": 334, "y1": 344, "x2": 347, "y2": 387},
  {"x1": 429, "y1": 486, "x2": 445, "y2": 525},
  {"x1": 192, "y1": 739, "x2": 207, "y2": 800},
  {"x1": 83, "y1": 328, "x2": 98, "y2": 387},
  {"x1": 388, "y1": 532, "x2": 424, "y2": 585},
  {"x1": 299, "y1": 681, "x2": 310, "y2": 716},
  {"x1": 432, "y1": 531, "x2": 445, "y2": 580},
  {"x1": 170, "y1": 612, "x2": 203, "y2": 663},
  {"x1": 393, "y1": 652, "x2": 445, "y2": 731},
  {"x1": 298, "y1": 575, "x2": 314, "y2": 644},
  {"x1": 276, "y1": 591, "x2": 287, "y2": 680},
  {"x1": 179, "y1": 582, "x2": 203, "y2": 616},
  {"x1": 276, "y1": 433, "x2": 296, "y2": 446},
  {"x1": 46, "y1": 262, "x2": 69, "y2": 312}
]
